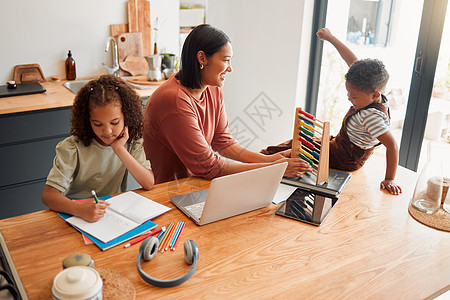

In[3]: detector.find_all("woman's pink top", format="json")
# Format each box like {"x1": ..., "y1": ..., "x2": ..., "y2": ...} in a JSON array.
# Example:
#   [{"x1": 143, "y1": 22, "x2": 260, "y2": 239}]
[{"x1": 143, "y1": 76, "x2": 237, "y2": 184}]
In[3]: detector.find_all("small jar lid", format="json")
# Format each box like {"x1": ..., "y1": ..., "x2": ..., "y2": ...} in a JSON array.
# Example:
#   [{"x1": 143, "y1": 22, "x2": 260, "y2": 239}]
[
  {"x1": 52, "y1": 266, "x2": 102, "y2": 299},
  {"x1": 62, "y1": 253, "x2": 94, "y2": 269}
]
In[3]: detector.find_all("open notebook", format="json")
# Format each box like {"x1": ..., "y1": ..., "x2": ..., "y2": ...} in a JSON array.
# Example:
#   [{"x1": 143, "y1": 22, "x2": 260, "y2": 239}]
[{"x1": 62, "y1": 191, "x2": 170, "y2": 243}]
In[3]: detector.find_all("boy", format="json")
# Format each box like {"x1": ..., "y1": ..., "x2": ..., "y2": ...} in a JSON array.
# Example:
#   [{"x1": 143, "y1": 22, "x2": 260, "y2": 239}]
[
  {"x1": 261, "y1": 28, "x2": 402, "y2": 195},
  {"x1": 316, "y1": 28, "x2": 402, "y2": 195}
]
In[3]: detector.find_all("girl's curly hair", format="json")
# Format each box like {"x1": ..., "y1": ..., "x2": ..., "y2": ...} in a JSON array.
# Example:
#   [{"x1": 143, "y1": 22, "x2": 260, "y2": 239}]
[
  {"x1": 70, "y1": 74, "x2": 143, "y2": 146},
  {"x1": 345, "y1": 58, "x2": 389, "y2": 93}
]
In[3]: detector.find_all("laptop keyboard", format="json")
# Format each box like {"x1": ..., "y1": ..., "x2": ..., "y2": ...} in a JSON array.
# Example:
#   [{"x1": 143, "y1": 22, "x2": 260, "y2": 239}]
[{"x1": 185, "y1": 202, "x2": 205, "y2": 219}]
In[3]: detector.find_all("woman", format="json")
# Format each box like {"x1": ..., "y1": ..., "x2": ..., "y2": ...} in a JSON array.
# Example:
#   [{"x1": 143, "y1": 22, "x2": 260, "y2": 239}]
[{"x1": 143, "y1": 24, "x2": 311, "y2": 184}]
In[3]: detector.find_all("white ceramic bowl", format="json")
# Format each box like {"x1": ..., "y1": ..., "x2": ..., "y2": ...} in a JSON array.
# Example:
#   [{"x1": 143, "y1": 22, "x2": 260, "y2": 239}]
[{"x1": 52, "y1": 266, "x2": 102, "y2": 300}]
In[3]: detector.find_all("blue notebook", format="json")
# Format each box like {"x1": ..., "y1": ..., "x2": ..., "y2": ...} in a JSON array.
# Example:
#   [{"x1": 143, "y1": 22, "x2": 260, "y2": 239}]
[{"x1": 58, "y1": 195, "x2": 158, "y2": 251}]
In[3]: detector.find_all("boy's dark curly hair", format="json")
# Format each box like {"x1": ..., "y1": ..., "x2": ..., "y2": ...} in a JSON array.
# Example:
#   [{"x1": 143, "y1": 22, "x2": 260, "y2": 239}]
[
  {"x1": 345, "y1": 58, "x2": 389, "y2": 93},
  {"x1": 70, "y1": 74, "x2": 143, "y2": 146}
]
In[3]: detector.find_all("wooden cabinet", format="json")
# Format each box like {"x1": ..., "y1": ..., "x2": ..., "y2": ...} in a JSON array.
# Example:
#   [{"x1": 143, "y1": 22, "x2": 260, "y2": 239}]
[{"x1": 0, "y1": 107, "x2": 72, "y2": 219}]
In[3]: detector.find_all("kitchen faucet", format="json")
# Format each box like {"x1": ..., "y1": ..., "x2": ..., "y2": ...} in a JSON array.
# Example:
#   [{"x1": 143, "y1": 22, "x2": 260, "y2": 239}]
[{"x1": 104, "y1": 36, "x2": 119, "y2": 76}]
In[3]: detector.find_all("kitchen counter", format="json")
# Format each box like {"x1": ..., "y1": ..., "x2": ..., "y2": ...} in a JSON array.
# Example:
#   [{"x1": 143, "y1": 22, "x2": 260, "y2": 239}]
[{"x1": 0, "y1": 77, "x2": 158, "y2": 115}]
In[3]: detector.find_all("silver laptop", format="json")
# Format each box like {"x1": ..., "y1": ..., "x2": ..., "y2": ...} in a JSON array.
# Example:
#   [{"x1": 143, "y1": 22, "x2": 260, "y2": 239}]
[{"x1": 170, "y1": 162, "x2": 288, "y2": 225}]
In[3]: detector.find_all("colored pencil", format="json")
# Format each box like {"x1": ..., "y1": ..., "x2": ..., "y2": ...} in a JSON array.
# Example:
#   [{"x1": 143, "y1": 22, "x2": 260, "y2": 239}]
[
  {"x1": 156, "y1": 228, "x2": 165, "y2": 239},
  {"x1": 172, "y1": 222, "x2": 186, "y2": 251},
  {"x1": 169, "y1": 222, "x2": 183, "y2": 249},
  {"x1": 170, "y1": 222, "x2": 185, "y2": 250},
  {"x1": 167, "y1": 222, "x2": 182, "y2": 251},
  {"x1": 159, "y1": 227, "x2": 172, "y2": 253},
  {"x1": 161, "y1": 222, "x2": 178, "y2": 253},
  {"x1": 123, "y1": 227, "x2": 165, "y2": 248},
  {"x1": 158, "y1": 222, "x2": 173, "y2": 246},
  {"x1": 163, "y1": 222, "x2": 178, "y2": 252}
]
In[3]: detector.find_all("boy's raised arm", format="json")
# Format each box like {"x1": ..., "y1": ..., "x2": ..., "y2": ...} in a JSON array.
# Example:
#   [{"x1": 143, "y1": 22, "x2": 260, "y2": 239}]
[{"x1": 316, "y1": 28, "x2": 358, "y2": 67}]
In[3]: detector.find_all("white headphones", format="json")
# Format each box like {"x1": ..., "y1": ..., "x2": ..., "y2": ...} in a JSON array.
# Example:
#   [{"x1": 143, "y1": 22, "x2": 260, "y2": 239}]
[{"x1": 136, "y1": 236, "x2": 199, "y2": 288}]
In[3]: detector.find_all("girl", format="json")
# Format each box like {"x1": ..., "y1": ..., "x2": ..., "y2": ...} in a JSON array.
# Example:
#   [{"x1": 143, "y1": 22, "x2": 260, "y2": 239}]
[{"x1": 42, "y1": 75, "x2": 154, "y2": 222}]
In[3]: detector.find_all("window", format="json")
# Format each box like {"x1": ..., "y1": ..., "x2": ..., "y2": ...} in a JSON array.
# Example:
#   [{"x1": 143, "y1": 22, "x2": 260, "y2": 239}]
[{"x1": 346, "y1": 0, "x2": 394, "y2": 46}]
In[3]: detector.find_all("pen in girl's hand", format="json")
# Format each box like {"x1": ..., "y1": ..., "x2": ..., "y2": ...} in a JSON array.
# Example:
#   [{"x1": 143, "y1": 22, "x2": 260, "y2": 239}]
[{"x1": 91, "y1": 190, "x2": 99, "y2": 204}]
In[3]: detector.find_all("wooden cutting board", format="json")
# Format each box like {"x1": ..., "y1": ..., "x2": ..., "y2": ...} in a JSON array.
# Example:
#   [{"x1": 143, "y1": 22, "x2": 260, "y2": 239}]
[
  {"x1": 127, "y1": 75, "x2": 166, "y2": 86},
  {"x1": 117, "y1": 32, "x2": 143, "y2": 63},
  {"x1": 119, "y1": 56, "x2": 148, "y2": 76},
  {"x1": 13, "y1": 64, "x2": 46, "y2": 83},
  {"x1": 128, "y1": 0, "x2": 151, "y2": 56},
  {"x1": 110, "y1": 24, "x2": 128, "y2": 39}
]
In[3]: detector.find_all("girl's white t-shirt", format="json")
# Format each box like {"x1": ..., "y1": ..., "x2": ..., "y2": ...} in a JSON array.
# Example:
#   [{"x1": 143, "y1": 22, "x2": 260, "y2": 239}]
[{"x1": 46, "y1": 136, "x2": 151, "y2": 199}]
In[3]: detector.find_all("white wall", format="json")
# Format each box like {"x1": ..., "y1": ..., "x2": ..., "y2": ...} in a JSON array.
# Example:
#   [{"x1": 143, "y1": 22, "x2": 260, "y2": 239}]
[
  {"x1": 206, "y1": 0, "x2": 313, "y2": 151},
  {"x1": 0, "y1": 0, "x2": 179, "y2": 83},
  {"x1": 1, "y1": 0, "x2": 314, "y2": 153},
  {"x1": 151, "y1": 0, "x2": 180, "y2": 55}
]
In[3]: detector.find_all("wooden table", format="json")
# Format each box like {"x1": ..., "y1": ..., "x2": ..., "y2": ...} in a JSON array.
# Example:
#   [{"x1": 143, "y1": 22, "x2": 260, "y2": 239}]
[{"x1": 0, "y1": 155, "x2": 449, "y2": 299}]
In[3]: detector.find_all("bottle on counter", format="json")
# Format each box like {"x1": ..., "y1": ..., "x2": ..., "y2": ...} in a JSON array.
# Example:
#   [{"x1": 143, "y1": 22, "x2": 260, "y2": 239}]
[{"x1": 65, "y1": 50, "x2": 76, "y2": 80}]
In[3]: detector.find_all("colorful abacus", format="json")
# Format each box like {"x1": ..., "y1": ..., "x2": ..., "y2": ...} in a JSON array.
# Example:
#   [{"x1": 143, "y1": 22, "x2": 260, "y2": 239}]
[{"x1": 291, "y1": 107, "x2": 330, "y2": 185}]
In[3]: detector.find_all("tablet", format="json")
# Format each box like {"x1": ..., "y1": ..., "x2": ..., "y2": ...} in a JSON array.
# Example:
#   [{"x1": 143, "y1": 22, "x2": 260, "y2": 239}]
[
  {"x1": 275, "y1": 188, "x2": 338, "y2": 226},
  {"x1": 0, "y1": 82, "x2": 46, "y2": 98}
]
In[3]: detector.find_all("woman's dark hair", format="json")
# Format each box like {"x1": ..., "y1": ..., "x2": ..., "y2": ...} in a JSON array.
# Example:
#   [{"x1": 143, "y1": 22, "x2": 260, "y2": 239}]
[
  {"x1": 345, "y1": 58, "x2": 389, "y2": 93},
  {"x1": 175, "y1": 24, "x2": 231, "y2": 89},
  {"x1": 70, "y1": 74, "x2": 143, "y2": 146}
]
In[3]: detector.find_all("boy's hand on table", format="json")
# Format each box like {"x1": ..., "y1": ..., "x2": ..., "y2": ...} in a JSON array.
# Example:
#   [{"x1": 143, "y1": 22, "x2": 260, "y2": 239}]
[{"x1": 380, "y1": 179, "x2": 402, "y2": 195}]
